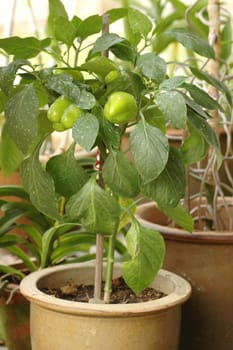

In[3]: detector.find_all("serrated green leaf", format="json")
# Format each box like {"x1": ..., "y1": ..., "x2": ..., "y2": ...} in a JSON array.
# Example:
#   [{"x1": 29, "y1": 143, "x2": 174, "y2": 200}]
[
  {"x1": 159, "y1": 204, "x2": 194, "y2": 232},
  {"x1": 137, "y1": 53, "x2": 166, "y2": 83},
  {"x1": 102, "y1": 150, "x2": 140, "y2": 198},
  {"x1": 143, "y1": 147, "x2": 185, "y2": 207},
  {"x1": 20, "y1": 144, "x2": 60, "y2": 220},
  {"x1": 72, "y1": 113, "x2": 99, "y2": 151},
  {"x1": 5, "y1": 84, "x2": 39, "y2": 154},
  {"x1": 122, "y1": 220, "x2": 165, "y2": 294},
  {"x1": 66, "y1": 177, "x2": 121, "y2": 236},
  {"x1": 46, "y1": 144, "x2": 88, "y2": 198},
  {"x1": 157, "y1": 91, "x2": 187, "y2": 129},
  {"x1": 164, "y1": 28, "x2": 215, "y2": 58},
  {"x1": 130, "y1": 120, "x2": 169, "y2": 183}
]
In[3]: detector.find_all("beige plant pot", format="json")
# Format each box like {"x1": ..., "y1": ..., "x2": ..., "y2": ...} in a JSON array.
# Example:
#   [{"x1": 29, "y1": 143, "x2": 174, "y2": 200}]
[
  {"x1": 20, "y1": 263, "x2": 191, "y2": 350},
  {"x1": 136, "y1": 201, "x2": 233, "y2": 350}
]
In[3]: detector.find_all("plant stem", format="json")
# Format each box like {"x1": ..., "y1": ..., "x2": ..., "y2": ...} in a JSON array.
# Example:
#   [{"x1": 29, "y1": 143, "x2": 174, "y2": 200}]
[
  {"x1": 93, "y1": 234, "x2": 104, "y2": 300},
  {"x1": 104, "y1": 233, "x2": 116, "y2": 304}
]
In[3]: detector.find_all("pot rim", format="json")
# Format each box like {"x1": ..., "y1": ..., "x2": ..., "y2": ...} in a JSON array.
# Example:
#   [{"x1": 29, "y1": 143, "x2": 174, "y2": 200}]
[
  {"x1": 20, "y1": 262, "x2": 191, "y2": 317},
  {"x1": 136, "y1": 201, "x2": 233, "y2": 244}
]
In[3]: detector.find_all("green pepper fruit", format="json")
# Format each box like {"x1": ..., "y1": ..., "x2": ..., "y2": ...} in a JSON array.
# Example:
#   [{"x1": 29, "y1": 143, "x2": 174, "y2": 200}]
[
  {"x1": 103, "y1": 91, "x2": 138, "y2": 124},
  {"x1": 48, "y1": 96, "x2": 83, "y2": 131}
]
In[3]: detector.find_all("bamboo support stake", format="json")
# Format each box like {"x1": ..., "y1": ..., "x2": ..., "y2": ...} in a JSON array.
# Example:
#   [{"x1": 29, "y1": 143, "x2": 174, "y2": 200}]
[
  {"x1": 207, "y1": 0, "x2": 221, "y2": 130},
  {"x1": 93, "y1": 13, "x2": 110, "y2": 302}
]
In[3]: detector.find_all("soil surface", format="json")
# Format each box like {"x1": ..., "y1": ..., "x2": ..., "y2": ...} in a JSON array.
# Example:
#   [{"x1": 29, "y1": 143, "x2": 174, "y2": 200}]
[{"x1": 41, "y1": 276, "x2": 166, "y2": 304}]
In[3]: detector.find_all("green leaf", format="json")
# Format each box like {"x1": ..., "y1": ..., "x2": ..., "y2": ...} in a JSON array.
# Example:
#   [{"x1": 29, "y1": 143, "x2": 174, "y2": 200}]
[
  {"x1": 122, "y1": 220, "x2": 165, "y2": 294},
  {"x1": 157, "y1": 91, "x2": 187, "y2": 129},
  {"x1": 46, "y1": 75, "x2": 96, "y2": 109},
  {"x1": 159, "y1": 76, "x2": 187, "y2": 90},
  {"x1": 187, "y1": 107, "x2": 220, "y2": 150},
  {"x1": 190, "y1": 67, "x2": 232, "y2": 106},
  {"x1": 93, "y1": 105, "x2": 121, "y2": 150},
  {"x1": 0, "y1": 185, "x2": 29, "y2": 199},
  {"x1": 6, "y1": 245, "x2": 38, "y2": 272},
  {"x1": 128, "y1": 8, "x2": 152, "y2": 38},
  {"x1": 137, "y1": 53, "x2": 166, "y2": 83},
  {"x1": 0, "y1": 265, "x2": 25, "y2": 279},
  {"x1": 77, "y1": 15, "x2": 102, "y2": 40},
  {"x1": 110, "y1": 39, "x2": 137, "y2": 62},
  {"x1": 46, "y1": 144, "x2": 88, "y2": 198},
  {"x1": 51, "y1": 231, "x2": 96, "y2": 263},
  {"x1": 20, "y1": 144, "x2": 60, "y2": 220},
  {"x1": 143, "y1": 147, "x2": 186, "y2": 207},
  {"x1": 105, "y1": 8, "x2": 128, "y2": 23},
  {"x1": 5, "y1": 84, "x2": 39, "y2": 154},
  {"x1": 184, "y1": 95, "x2": 210, "y2": 119},
  {"x1": 80, "y1": 56, "x2": 117, "y2": 78},
  {"x1": 0, "y1": 37, "x2": 50, "y2": 59},
  {"x1": 66, "y1": 177, "x2": 121, "y2": 236},
  {"x1": 159, "y1": 204, "x2": 194, "y2": 232},
  {"x1": 181, "y1": 125, "x2": 209, "y2": 164},
  {"x1": 183, "y1": 83, "x2": 222, "y2": 110},
  {"x1": 130, "y1": 120, "x2": 169, "y2": 183},
  {"x1": 72, "y1": 113, "x2": 99, "y2": 152},
  {"x1": 92, "y1": 33, "x2": 124, "y2": 53},
  {"x1": 48, "y1": 0, "x2": 76, "y2": 47},
  {"x1": 164, "y1": 28, "x2": 215, "y2": 58},
  {"x1": 220, "y1": 16, "x2": 232, "y2": 61},
  {"x1": 0, "y1": 127, "x2": 24, "y2": 175},
  {"x1": 0, "y1": 59, "x2": 30, "y2": 94},
  {"x1": 102, "y1": 150, "x2": 140, "y2": 198},
  {"x1": 40, "y1": 223, "x2": 77, "y2": 268}
]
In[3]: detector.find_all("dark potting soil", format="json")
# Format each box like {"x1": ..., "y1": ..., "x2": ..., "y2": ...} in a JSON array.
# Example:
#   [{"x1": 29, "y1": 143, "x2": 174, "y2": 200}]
[{"x1": 41, "y1": 276, "x2": 166, "y2": 304}]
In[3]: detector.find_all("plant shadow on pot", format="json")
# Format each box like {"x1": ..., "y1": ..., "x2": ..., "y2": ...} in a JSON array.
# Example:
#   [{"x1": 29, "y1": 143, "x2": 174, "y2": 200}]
[
  {"x1": 20, "y1": 263, "x2": 191, "y2": 350},
  {"x1": 136, "y1": 201, "x2": 233, "y2": 350}
]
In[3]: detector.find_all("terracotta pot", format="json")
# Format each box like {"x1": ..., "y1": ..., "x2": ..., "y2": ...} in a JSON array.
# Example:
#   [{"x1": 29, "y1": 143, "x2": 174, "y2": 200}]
[
  {"x1": 0, "y1": 284, "x2": 31, "y2": 350},
  {"x1": 136, "y1": 201, "x2": 233, "y2": 350},
  {"x1": 20, "y1": 263, "x2": 191, "y2": 350}
]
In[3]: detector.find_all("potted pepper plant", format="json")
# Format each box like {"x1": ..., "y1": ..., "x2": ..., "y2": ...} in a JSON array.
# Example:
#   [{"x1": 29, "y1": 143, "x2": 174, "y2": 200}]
[{"x1": 0, "y1": 0, "x2": 223, "y2": 348}]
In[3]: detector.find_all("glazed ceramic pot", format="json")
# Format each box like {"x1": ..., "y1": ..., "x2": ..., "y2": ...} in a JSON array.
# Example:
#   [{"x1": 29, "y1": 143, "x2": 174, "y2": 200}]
[
  {"x1": 20, "y1": 263, "x2": 191, "y2": 350},
  {"x1": 136, "y1": 201, "x2": 233, "y2": 350}
]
